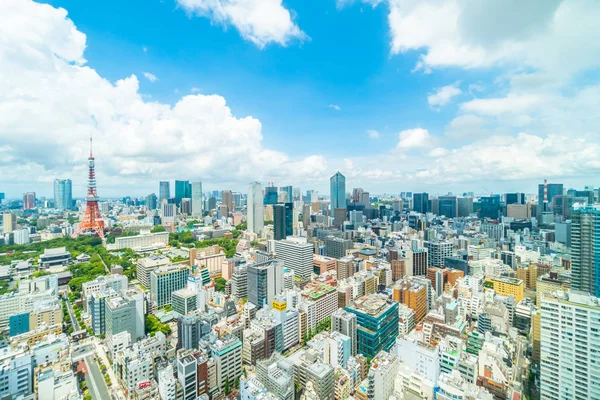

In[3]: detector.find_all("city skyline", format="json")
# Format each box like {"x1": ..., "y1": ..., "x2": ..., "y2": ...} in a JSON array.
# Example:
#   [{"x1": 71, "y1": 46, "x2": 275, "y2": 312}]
[{"x1": 2, "y1": 1, "x2": 600, "y2": 197}]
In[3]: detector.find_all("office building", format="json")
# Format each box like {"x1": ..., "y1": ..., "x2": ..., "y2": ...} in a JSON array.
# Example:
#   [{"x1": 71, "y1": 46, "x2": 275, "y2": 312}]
[
  {"x1": 413, "y1": 193, "x2": 429, "y2": 214},
  {"x1": 330, "y1": 172, "x2": 346, "y2": 215},
  {"x1": 247, "y1": 259, "x2": 284, "y2": 309},
  {"x1": 424, "y1": 241, "x2": 453, "y2": 267},
  {"x1": 325, "y1": 236, "x2": 353, "y2": 259},
  {"x1": 457, "y1": 197, "x2": 473, "y2": 217},
  {"x1": 210, "y1": 335, "x2": 243, "y2": 393},
  {"x1": 538, "y1": 182, "x2": 563, "y2": 214},
  {"x1": 0, "y1": 351, "x2": 33, "y2": 398},
  {"x1": 540, "y1": 291, "x2": 600, "y2": 400},
  {"x1": 392, "y1": 278, "x2": 429, "y2": 323},
  {"x1": 274, "y1": 238, "x2": 313, "y2": 279},
  {"x1": 114, "y1": 231, "x2": 169, "y2": 251},
  {"x1": 150, "y1": 264, "x2": 190, "y2": 307},
  {"x1": 264, "y1": 185, "x2": 278, "y2": 205},
  {"x1": 159, "y1": 181, "x2": 170, "y2": 204},
  {"x1": 366, "y1": 352, "x2": 399, "y2": 400},
  {"x1": 485, "y1": 277, "x2": 524, "y2": 302},
  {"x1": 177, "y1": 351, "x2": 198, "y2": 400},
  {"x1": 146, "y1": 193, "x2": 158, "y2": 210},
  {"x1": 177, "y1": 315, "x2": 201, "y2": 350},
  {"x1": 479, "y1": 196, "x2": 501, "y2": 219},
  {"x1": 256, "y1": 353, "x2": 294, "y2": 400},
  {"x1": 105, "y1": 296, "x2": 137, "y2": 354},
  {"x1": 571, "y1": 205, "x2": 600, "y2": 297},
  {"x1": 438, "y1": 196, "x2": 457, "y2": 218},
  {"x1": 137, "y1": 255, "x2": 170, "y2": 289},
  {"x1": 172, "y1": 288, "x2": 197, "y2": 315},
  {"x1": 191, "y1": 181, "x2": 203, "y2": 216},
  {"x1": 345, "y1": 294, "x2": 399, "y2": 358},
  {"x1": 332, "y1": 308, "x2": 357, "y2": 356},
  {"x1": 412, "y1": 248, "x2": 428, "y2": 276},
  {"x1": 248, "y1": 182, "x2": 264, "y2": 234},
  {"x1": 2, "y1": 213, "x2": 17, "y2": 234},
  {"x1": 273, "y1": 203, "x2": 293, "y2": 240},
  {"x1": 22, "y1": 192, "x2": 35, "y2": 210},
  {"x1": 175, "y1": 180, "x2": 191, "y2": 205},
  {"x1": 13, "y1": 228, "x2": 29, "y2": 245},
  {"x1": 222, "y1": 190, "x2": 233, "y2": 215},
  {"x1": 53, "y1": 179, "x2": 72, "y2": 210},
  {"x1": 505, "y1": 192, "x2": 525, "y2": 205},
  {"x1": 162, "y1": 203, "x2": 176, "y2": 223}
]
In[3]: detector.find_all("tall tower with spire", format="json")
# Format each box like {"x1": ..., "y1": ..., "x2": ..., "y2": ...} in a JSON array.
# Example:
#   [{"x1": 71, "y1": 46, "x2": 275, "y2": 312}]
[{"x1": 72, "y1": 135, "x2": 105, "y2": 240}]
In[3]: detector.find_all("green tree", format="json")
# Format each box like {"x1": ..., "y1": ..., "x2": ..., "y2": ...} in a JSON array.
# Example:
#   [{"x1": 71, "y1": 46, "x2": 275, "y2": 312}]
[
  {"x1": 224, "y1": 377, "x2": 230, "y2": 395},
  {"x1": 215, "y1": 277, "x2": 227, "y2": 293},
  {"x1": 234, "y1": 377, "x2": 239, "y2": 389},
  {"x1": 151, "y1": 225, "x2": 166, "y2": 233}
]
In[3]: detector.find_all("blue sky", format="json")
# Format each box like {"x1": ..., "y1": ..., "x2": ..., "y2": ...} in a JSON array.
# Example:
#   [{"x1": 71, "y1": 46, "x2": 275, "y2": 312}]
[{"x1": 2, "y1": 0, "x2": 600, "y2": 198}]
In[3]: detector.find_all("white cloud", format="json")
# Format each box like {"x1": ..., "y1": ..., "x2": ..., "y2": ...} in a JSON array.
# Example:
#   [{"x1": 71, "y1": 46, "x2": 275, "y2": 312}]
[
  {"x1": 0, "y1": 0, "x2": 325, "y2": 196},
  {"x1": 190, "y1": 87, "x2": 201, "y2": 93},
  {"x1": 428, "y1": 82, "x2": 461, "y2": 108},
  {"x1": 427, "y1": 147, "x2": 448, "y2": 157},
  {"x1": 142, "y1": 72, "x2": 158, "y2": 82},
  {"x1": 176, "y1": 0, "x2": 306, "y2": 48},
  {"x1": 396, "y1": 128, "x2": 432, "y2": 149},
  {"x1": 367, "y1": 129, "x2": 380, "y2": 139},
  {"x1": 328, "y1": 104, "x2": 341, "y2": 111}
]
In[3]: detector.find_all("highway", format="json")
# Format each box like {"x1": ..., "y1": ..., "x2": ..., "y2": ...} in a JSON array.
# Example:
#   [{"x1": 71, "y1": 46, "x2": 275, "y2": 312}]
[{"x1": 85, "y1": 355, "x2": 111, "y2": 400}]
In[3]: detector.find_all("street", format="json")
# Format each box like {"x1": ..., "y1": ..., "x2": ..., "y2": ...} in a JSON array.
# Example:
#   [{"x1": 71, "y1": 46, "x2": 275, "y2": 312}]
[{"x1": 85, "y1": 355, "x2": 111, "y2": 400}]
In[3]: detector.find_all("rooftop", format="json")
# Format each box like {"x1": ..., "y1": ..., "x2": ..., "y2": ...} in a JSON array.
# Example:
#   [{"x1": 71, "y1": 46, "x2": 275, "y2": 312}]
[{"x1": 347, "y1": 293, "x2": 393, "y2": 316}]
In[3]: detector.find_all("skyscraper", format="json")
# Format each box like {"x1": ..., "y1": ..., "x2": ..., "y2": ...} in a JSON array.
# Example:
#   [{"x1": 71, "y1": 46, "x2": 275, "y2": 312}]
[
  {"x1": 274, "y1": 238, "x2": 313, "y2": 279},
  {"x1": 54, "y1": 179, "x2": 72, "y2": 210},
  {"x1": 159, "y1": 181, "x2": 170, "y2": 204},
  {"x1": 538, "y1": 182, "x2": 563, "y2": 214},
  {"x1": 571, "y1": 205, "x2": 600, "y2": 297},
  {"x1": 146, "y1": 193, "x2": 158, "y2": 210},
  {"x1": 222, "y1": 190, "x2": 233, "y2": 215},
  {"x1": 22, "y1": 192, "x2": 35, "y2": 210},
  {"x1": 175, "y1": 180, "x2": 191, "y2": 205},
  {"x1": 191, "y1": 181, "x2": 203, "y2": 217},
  {"x1": 330, "y1": 172, "x2": 346, "y2": 215},
  {"x1": 264, "y1": 184, "x2": 278, "y2": 205},
  {"x1": 438, "y1": 196, "x2": 457, "y2": 218},
  {"x1": 273, "y1": 203, "x2": 293, "y2": 240},
  {"x1": 478, "y1": 196, "x2": 501, "y2": 219},
  {"x1": 281, "y1": 186, "x2": 293, "y2": 203},
  {"x1": 247, "y1": 182, "x2": 264, "y2": 234},
  {"x1": 413, "y1": 193, "x2": 429, "y2": 214}
]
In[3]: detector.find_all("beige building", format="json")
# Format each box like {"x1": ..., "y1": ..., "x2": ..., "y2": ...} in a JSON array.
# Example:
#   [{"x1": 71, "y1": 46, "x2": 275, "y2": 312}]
[
  {"x1": 2, "y1": 213, "x2": 17, "y2": 233},
  {"x1": 30, "y1": 304, "x2": 63, "y2": 330},
  {"x1": 506, "y1": 204, "x2": 528, "y2": 219}
]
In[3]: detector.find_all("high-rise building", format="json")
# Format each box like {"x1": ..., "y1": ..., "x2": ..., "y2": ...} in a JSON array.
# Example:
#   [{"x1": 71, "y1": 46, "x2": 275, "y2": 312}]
[
  {"x1": 105, "y1": 296, "x2": 137, "y2": 354},
  {"x1": 438, "y1": 196, "x2": 457, "y2": 218},
  {"x1": 281, "y1": 186, "x2": 293, "y2": 203},
  {"x1": 538, "y1": 182, "x2": 563, "y2": 214},
  {"x1": 274, "y1": 238, "x2": 313, "y2": 279},
  {"x1": 424, "y1": 241, "x2": 453, "y2": 267},
  {"x1": 137, "y1": 255, "x2": 170, "y2": 289},
  {"x1": 273, "y1": 203, "x2": 293, "y2": 240},
  {"x1": 345, "y1": 294, "x2": 399, "y2": 358},
  {"x1": 2, "y1": 213, "x2": 17, "y2": 233},
  {"x1": 22, "y1": 192, "x2": 35, "y2": 210},
  {"x1": 177, "y1": 351, "x2": 198, "y2": 400},
  {"x1": 457, "y1": 197, "x2": 473, "y2": 217},
  {"x1": 264, "y1": 185, "x2": 278, "y2": 205},
  {"x1": 210, "y1": 335, "x2": 243, "y2": 393},
  {"x1": 222, "y1": 190, "x2": 233, "y2": 215},
  {"x1": 146, "y1": 193, "x2": 157, "y2": 210},
  {"x1": 330, "y1": 172, "x2": 346, "y2": 215},
  {"x1": 332, "y1": 309, "x2": 357, "y2": 356},
  {"x1": 175, "y1": 180, "x2": 191, "y2": 205},
  {"x1": 571, "y1": 205, "x2": 600, "y2": 297},
  {"x1": 413, "y1": 193, "x2": 429, "y2": 214},
  {"x1": 191, "y1": 181, "x2": 203, "y2": 217},
  {"x1": 247, "y1": 259, "x2": 285, "y2": 309},
  {"x1": 150, "y1": 264, "x2": 190, "y2": 307},
  {"x1": 247, "y1": 182, "x2": 264, "y2": 234},
  {"x1": 159, "y1": 181, "x2": 170, "y2": 204},
  {"x1": 177, "y1": 315, "x2": 201, "y2": 350},
  {"x1": 505, "y1": 192, "x2": 525, "y2": 205},
  {"x1": 54, "y1": 179, "x2": 72, "y2": 210},
  {"x1": 540, "y1": 291, "x2": 600, "y2": 400},
  {"x1": 478, "y1": 196, "x2": 501, "y2": 219},
  {"x1": 325, "y1": 236, "x2": 353, "y2": 259}
]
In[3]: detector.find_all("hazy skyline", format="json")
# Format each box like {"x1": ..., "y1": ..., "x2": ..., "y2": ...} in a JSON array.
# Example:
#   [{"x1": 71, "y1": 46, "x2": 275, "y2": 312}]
[{"x1": 2, "y1": 0, "x2": 600, "y2": 197}]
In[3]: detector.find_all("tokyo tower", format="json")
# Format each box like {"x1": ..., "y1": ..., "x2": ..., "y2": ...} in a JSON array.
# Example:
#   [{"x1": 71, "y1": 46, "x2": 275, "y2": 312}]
[{"x1": 72, "y1": 136, "x2": 105, "y2": 240}]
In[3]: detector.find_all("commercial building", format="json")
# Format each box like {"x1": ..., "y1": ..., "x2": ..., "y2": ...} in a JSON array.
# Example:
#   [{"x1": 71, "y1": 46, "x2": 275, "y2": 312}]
[
  {"x1": 210, "y1": 335, "x2": 243, "y2": 393},
  {"x1": 0, "y1": 351, "x2": 33, "y2": 398},
  {"x1": 330, "y1": 172, "x2": 346, "y2": 215},
  {"x1": 324, "y1": 236, "x2": 353, "y2": 259},
  {"x1": 53, "y1": 179, "x2": 72, "y2": 210},
  {"x1": 247, "y1": 259, "x2": 284, "y2": 309},
  {"x1": 537, "y1": 182, "x2": 563, "y2": 215},
  {"x1": 159, "y1": 181, "x2": 170, "y2": 204},
  {"x1": 150, "y1": 264, "x2": 190, "y2": 307},
  {"x1": 540, "y1": 290, "x2": 600, "y2": 400},
  {"x1": 106, "y1": 296, "x2": 137, "y2": 354},
  {"x1": 273, "y1": 203, "x2": 293, "y2": 240},
  {"x1": 172, "y1": 288, "x2": 197, "y2": 315},
  {"x1": 137, "y1": 255, "x2": 170, "y2": 289},
  {"x1": 392, "y1": 278, "x2": 428, "y2": 323},
  {"x1": 331, "y1": 309, "x2": 357, "y2": 356},
  {"x1": 485, "y1": 277, "x2": 524, "y2": 302},
  {"x1": 114, "y1": 231, "x2": 169, "y2": 250},
  {"x1": 274, "y1": 238, "x2": 313, "y2": 279},
  {"x1": 256, "y1": 353, "x2": 294, "y2": 400},
  {"x1": 248, "y1": 182, "x2": 264, "y2": 234},
  {"x1": 413, "y1": 193, "x2": 429, "y2": 214},
  {"x1": 313, "y1": 255, "x2": 337, "y2": 275},
  {"x1": 424, "y1": 240, "x2": 453, "y2": 268},
  {"x1": 177, "y1": 351, "x2": 198, "y2": 400},
  {"x1": 438, "y1": 196, "x2": 457, "y2": 218},
  {"x1": 22, "y1": 192, "x2": 35, "y2": 210},
  {"x1": 2, "y1": 213, "x2": 17, "y2": 233},
  {"x1": 366, "y1": 351, "x2": 399, "y2": 400},
  {"x1": 345, "y1": 294, "x2": 399, "y2": 358}
]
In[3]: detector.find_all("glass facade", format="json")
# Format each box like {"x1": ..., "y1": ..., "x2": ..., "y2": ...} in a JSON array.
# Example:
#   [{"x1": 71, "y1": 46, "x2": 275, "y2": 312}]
[
  {"x1": 330, "y1": 172, "x2": 346, "y2": 215},
  {"x1": 345, "y1": 301, "x2": 398, "y2": 359}
]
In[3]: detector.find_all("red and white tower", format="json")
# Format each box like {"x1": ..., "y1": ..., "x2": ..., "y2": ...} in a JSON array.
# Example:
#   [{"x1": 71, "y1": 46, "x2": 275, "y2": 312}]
[
  {"x1": 543, "y1": 178, "x2": 549, "y2": 212},
  {"x1": 72, "y1": 136, "x2": 105, "y2": 240}
]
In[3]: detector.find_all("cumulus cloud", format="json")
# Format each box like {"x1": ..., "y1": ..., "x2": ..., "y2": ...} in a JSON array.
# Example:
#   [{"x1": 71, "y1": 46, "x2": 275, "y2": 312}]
[
  {"x1": 396, "y1": 128, "x2": 433, "y2": 149},
  {"x1": 176, "y1": 0, "x2": 306, "y2": 48},
  {"x1": 366, "y1": 129, "x2": 380, "y2": 139},
  {"x1": 142, "y1": 72, "x2": 158, "y2": 82},
  {"x1": 0, "y1": 0, "x2": 325, "y2": 196},
  {"x1": 428, "y1": 82, "x2": 461, "y2": 108}
]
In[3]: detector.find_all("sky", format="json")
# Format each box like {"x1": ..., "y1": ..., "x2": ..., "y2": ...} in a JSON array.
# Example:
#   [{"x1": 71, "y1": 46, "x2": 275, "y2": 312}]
[{"x1": 2, "y1": 0, "x2": 600, "y2": 198}]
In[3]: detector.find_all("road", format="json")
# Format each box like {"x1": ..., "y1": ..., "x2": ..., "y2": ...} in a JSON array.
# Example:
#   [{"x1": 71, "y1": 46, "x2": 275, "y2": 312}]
[
  {"x1": 65, "y1": 298, "x2": 80, "y2": 331},
  {"x1": 85, "y1": 355, "x2": 111, "y2": 400},
  {"x1": 72, "y1": 344, "x2": 94, "y2": 361}
]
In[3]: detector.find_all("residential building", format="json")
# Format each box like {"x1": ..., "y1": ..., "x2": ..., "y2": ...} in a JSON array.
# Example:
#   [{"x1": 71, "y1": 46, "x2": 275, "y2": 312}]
[
  {"x1": 324, "y1": 236, "x2": 354, "y2": 259},
  {"x1": 424, "y1": 240, "x2": 453, "y2": 267},
  {"x1": 0, "y1": 351, "x2": 33, "y2": 398},
  {"x1": 366, "y1": 351, "x2": 399, "y2": 400},
  {"x1": 571, "y1": 204, "x2": 600, "y2": 297},
  {"x1": 177, "y1": 351, "x2": 198, "y2": 400}
]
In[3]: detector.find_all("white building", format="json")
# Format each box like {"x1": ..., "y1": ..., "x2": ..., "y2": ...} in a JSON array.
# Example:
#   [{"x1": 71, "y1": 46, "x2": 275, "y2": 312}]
[
  {"x1": 274, "y1": 238, "x2": 313, "y2": 279},
  {"x1": 191, "y1": 181, "x2": 203, "y2": 217},
  {"x1": 0, "y1": 350, "x2": 32, "y2": 398},
  {"x1": 248, "y1": 182, "x2": 264, "y2": 234},
  {"x1": 157, "y1": 365, "x2": 177, "y2": 400},
  {"x1": 540, "y1": 290, "x2": 600, "y2": 400},
  {"x1": 367, "y1": 351, "x2": 399, "y2": 400},
  {"x1": 13, "y1": 228, "x2": 30, "y2": 245},
  {"x1": 395, "y1": 336, "x2": 440, "y2": 385},
  {"x1": 114, "y1": 231, "x2": 169, "y2": 250}
]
